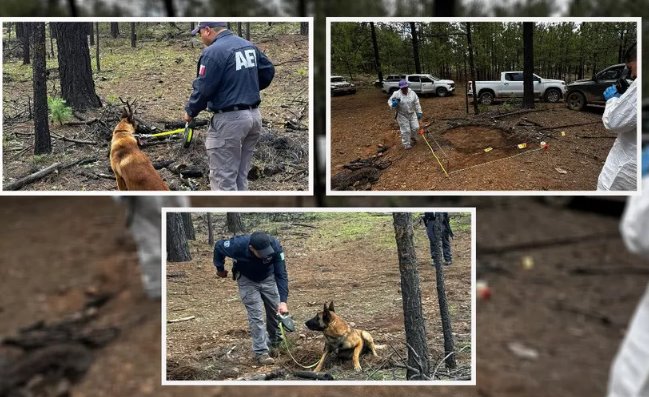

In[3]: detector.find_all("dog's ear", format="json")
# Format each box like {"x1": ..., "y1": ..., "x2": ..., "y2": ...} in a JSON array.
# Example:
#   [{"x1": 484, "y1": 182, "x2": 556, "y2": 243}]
[
  {"x1": 322, "y1": 303, "x2": 328, "y2": 313},
  {"x1": 328, "y1": 301, "x2": 335, "y2": 312},
  {"x1": 323, "y1": 306, "x2": 331, "y2": 323}
]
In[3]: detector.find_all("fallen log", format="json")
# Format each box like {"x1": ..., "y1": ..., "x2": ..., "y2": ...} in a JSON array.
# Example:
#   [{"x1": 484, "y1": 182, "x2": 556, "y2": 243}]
[
  {"x1": 4, "y1": 156, "x2": 99, "y2": 191},
  {"x1": 539, "y1": 121, "x2": 601, "y2": 131},
  {"x1": 236, "y1": 369, "x2": 286, "y2": 381}
]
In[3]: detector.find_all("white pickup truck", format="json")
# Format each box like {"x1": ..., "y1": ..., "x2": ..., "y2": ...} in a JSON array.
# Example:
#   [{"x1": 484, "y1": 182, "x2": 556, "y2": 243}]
[
  {"x1": 467, "y1": 72, "x2": 566, "y2": 104},
  {"x1": 382, "y1": 73, "x2": 456, "y2": 97}
]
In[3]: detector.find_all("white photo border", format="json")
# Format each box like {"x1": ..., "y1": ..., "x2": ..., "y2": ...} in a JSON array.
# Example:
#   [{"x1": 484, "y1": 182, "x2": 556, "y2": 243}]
[
  {"x1": 161, "y1": 206, "x2": 477, "y2": 386},
  {"x1": 326, "y1": 17, "x2": 642, "y2": 197}
]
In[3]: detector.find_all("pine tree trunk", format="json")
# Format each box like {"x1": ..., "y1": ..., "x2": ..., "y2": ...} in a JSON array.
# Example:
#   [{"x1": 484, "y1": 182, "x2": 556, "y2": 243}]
[
  {"x1": 430, "y1": 215, "x2": 456, "y2": 369},
  {"x1": 207, "y1": 213, "x2": 214, "y2": 246},
  {"x1": 370, "y1": 22, "x2": 383, "y2": 84},
  {"x1": 110, "y1": 23, "x2": 119, "y2": 38},
  {"x1": 522, "y1": 22, "x2": 535, "y2": 109},
  {"x1": 167, "y1": 213, "x2": 191, "y2": 262},
  {"x1": 17, "y1": 23, "x2": 32, "y2": 65},
  {"x1": 130, "y1": 23, "x2": 137, "y2": 48},
  {"x1": 300, "y1": 22, "x2": 308, "y2": 36},
  {"x1": 226, "y1": 213, "x2": 245, "y2": 235},
  {"x1": 162, "y1": 0, "x2": 176, "y2": 16},
  {"x1": 32, "y1": 23, "x2": 51, "y2": 155},
  {"x1": 95, "y1": 23, "x2": 100, "y2": 72},
  {"x1": 88, "y1": 22, "x2": 94, "y2": 46},
  {"x1": 410, "y1": 22, "x2": 421, "y2": 74},
  {"x1": 53, "y1": 22, "x2": 102, "y2": 111},
  {"x1": 466, "y1": 22, "x2": 479, "y2": 115},
  {"x1": 181, "y1": 213, "x2": 195, "y2": 240},
  {"x1": 392, "y1": 213, "x2": 430, "y2": 380}
]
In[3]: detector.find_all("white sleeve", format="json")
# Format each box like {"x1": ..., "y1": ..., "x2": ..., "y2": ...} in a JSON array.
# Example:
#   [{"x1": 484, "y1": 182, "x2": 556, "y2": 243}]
[
  {"x1": 602, "y1": 80, "x2": 637, "y2": 133},
  {"x1": 414, "y1": 93, "x2": 422, "y2": 114},
  {"x1": 621, "y1": 178, "x2": 649, "y2": 258},
  {"x1": 388, "y1": 92, "x2": 396, "y2": 108}
]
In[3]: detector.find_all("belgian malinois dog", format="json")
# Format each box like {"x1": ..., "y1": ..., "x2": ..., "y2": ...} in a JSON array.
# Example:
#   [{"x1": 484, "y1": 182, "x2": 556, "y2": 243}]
[
  {"x1": 110, "y1": 99, "x2": 169, "y2": 191},
  {"x1": 305, "y1": 301, "x2": 378, "y2": 372}
]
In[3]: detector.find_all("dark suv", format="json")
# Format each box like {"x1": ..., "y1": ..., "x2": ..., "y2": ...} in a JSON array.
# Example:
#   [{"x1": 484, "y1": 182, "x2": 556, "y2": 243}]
[{"x1": 565, "y1": 63, "x2": 628, "y2": 111}]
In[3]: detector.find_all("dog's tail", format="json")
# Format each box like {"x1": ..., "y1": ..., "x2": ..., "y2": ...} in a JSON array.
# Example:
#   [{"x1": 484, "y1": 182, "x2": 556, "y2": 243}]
[{"x1": 360, "y1": 330, "x2": 378, "y2": 356}]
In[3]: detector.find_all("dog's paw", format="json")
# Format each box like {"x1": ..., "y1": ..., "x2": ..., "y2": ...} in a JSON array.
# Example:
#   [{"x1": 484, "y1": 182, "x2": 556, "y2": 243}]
[{"x1": 354, "y1": 365, "x2": 362, "y2": 372}]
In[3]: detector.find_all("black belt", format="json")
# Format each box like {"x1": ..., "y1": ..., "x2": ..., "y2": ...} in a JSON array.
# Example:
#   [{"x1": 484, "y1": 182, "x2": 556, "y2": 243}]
[{"x1": 214, "y1": 104, "x2": 259, "y2": 113}]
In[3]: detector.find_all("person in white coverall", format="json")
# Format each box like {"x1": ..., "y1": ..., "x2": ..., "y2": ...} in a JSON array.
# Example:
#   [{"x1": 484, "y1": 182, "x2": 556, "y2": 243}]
[
  {"x1": 597, "y1": 43, "x2": 637, "y2": 191},
  {"x1": 115, "y1": 196, "x2": 189, "y2": 299},
  {"x1": 388, "y1": 79, "x2": 423, "y2": 150},
  {"x1": 607, "y1": 153, "x2": 649, "y2": 397}
]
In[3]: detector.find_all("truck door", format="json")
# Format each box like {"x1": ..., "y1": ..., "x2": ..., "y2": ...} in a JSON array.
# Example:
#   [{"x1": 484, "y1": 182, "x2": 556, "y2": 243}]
[
  {"x1": 509, "y1": 72, "x2": 525, "y2": 97},
  {"x1": 420, "y1": 76, "x2": 434, "y2": 94},
  {"x1": 407, "y1": 75, "x2": 422, "y2": 93}
]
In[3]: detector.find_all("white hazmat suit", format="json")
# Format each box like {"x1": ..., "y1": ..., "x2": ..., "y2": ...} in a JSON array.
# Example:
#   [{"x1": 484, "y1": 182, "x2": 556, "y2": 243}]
[
  {"x1": 597, "y1": 79, "x2": 638, "y2": 191},
  {"x1": 388, "y1": 88, "x2": 422, "y2": 149},
  {"x1": 607, "y1": 176, "x2": 649, "y2": 397}
]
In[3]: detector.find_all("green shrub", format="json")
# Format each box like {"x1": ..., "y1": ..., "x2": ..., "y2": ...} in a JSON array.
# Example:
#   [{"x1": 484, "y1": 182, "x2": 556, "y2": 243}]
[{"x1": 47, "y1": 97, "x2": 73, "y2": 126}]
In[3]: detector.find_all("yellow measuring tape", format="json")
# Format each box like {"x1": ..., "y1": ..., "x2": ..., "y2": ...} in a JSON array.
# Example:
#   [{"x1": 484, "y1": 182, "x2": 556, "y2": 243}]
[
  {"x1": 278, "y1": 322, "x2": 319, "y2": 369},
  {"x1": 420, "y1": 130, "x2": 449, "y2": 177}
]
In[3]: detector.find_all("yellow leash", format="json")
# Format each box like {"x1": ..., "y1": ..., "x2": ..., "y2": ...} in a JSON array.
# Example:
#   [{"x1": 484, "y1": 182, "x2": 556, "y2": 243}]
[
  {"x1": 419, "y1": 129, "x2": 449, "y2": 177},
  {"x1": 278, "y1": 322, "x2": 319, "y2": 369}
]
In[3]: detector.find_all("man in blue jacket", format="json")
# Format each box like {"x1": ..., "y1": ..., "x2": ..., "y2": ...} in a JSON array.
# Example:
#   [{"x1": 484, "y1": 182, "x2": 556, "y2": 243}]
[
  {"x1": 184, "y1": 22, "x2": 275, "y2": 191},
  {"x1": 214, "y1": 231, "x2": 288, "y2": 365}
]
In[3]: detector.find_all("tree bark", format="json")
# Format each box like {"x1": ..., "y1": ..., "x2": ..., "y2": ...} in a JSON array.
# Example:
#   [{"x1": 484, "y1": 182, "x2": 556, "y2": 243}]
[
  {"x1": 226, "y1": 213, "x2": 245, "y2": 235},
  {"x1": 300, "y1": 22, "x2": 308, "y2": 36},
  {"x1": 32, "y1": 23, "x2": 51, "y2": 155},
  {"x1": 410, "y1": 22, "x2": 421, "y2": 74},
  {"x1": 180, "y1": 213, "x2": 195, "y2": 240},
  {"x1": 88, "y1": 22, "x2": 94, "y2": 46},
  {"x1": 53, "y1": 23, "x2": 102, "y2": 111},
  {"x1": 466, "y1": 23, "x2": 479, "y2": 115},
  {"x1": 392, "y1": 213, "x2": 430, "y2": 380},
  {"x1": 429, "y1": 214, "x2": 456, "y2": 370},
  {"x1": 207, "y1": 213, "x2": 214, "y2": 246},
  {"x1": 167, "y1": 213, "x2": 191, "y2": 262},
  {"x1": 130, "y1": 22, "x2": 137, "y2": 48},
  {"x1": 522, "y1": 22, "x2": 535, "y2": 109},
  {"x1": 17, "y1": 23, "x2": 32, "y2": 65},
  {"x1": 110, "y1": 22, "x2": 119, "y2": 38},
  {"x1": 95, "y1": 22, "x2": 100, "y2": 72},
  {"x1": 66, "y1": 0, "x2": 78, "y2": 16},
  {"x1": 370, "y1": 22, "x2": 383, "y2": 85},
  {"x1": 433, "y1": 0, "x2": 455, "y2": 16}
]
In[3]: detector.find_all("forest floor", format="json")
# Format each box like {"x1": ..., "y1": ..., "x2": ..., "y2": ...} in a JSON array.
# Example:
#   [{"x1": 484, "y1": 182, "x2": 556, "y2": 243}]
[
  {"x1": 166, "y1": 212, "x2": 473, "y2": 382},
  {"x1": 0, "y1": 196, "x2": 645, "y2": 397},
  {"x1": 2, "y1": 23, "x2": 309, "y2": 192},
  {"x1": 330, "y1": 85, "x2": 621, "y2": 192}
]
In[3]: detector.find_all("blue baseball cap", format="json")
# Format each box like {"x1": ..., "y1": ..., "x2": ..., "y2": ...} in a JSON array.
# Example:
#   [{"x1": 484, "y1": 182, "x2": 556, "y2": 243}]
[{"x1": 191, "y1": 22, "x2": 227, "y2": 35}]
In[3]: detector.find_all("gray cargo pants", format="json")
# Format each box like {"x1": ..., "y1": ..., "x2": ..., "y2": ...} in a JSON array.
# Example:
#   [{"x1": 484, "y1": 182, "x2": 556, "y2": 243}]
[
  {"x1": 205, "y1": 108, "x2": 262, "y2": 191},
  {"x1": 115, "y1": 196, "x2": 189, "y2": 299},
  {"x1": 237, "y1": 274, "x2": 281, "y2": 355}
]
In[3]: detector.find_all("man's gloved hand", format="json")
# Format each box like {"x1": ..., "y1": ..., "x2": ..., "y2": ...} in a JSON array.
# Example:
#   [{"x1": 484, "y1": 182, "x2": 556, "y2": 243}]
[
  {"x1": 603, "y1": 85, "x2": 620, "y2": 101},
  {"x1": 391, "y1": 98, "x2": 400, "y2": 108},
  {"x1": 417, "y1": 112, "x2": 423, "y2": 120},
  {"x1": 216, "y1": 269, "x2": 228, "y2": 278},
  {"x1": 277, "y1": 302, "x2": 288, "y2": 314}
]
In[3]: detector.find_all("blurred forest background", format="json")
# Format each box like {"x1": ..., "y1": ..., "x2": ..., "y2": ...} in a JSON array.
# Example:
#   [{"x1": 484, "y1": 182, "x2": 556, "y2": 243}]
[{"x1": 331, "y1": 22, "x2": 637, "y2": 83}]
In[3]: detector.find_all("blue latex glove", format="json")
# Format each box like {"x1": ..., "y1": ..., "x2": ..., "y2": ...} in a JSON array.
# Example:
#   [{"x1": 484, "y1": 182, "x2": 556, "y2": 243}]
[
  {"x1": 603, "y1": 85, "x2": 620, "y2": 101},
  {"x1": 417, "y1": 112, "x2": 423, "y2": 120},
  {"x1": 642, "y1": 147, "x2": 649, "y2": 176},
  {"x1": 391, "y1": 98, "x2": 399, "y2": 108}
]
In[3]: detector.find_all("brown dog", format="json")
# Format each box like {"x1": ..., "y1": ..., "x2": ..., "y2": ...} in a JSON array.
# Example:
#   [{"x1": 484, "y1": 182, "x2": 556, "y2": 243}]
[
  {"x1": 110, "y1": 100, "x2": 169, "y2": 191},
  {"x1": 305, "y1": 301, "x2": 377, "y2": 372}
]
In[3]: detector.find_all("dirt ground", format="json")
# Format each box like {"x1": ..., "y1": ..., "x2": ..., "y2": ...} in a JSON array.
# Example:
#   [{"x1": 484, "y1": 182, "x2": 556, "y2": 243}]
[
  {"x1": 330, "y1": 86, "x2": 617, "y2": 191},
  {"x1": 0, "y1": 196, "x2": 646, "y2": 396},
  {"x1": 166, "y1": 212, "x2": 473, "y2": 382},
  {"x1": 2, "y1": 23, "x2": 309, "y2": 192}
]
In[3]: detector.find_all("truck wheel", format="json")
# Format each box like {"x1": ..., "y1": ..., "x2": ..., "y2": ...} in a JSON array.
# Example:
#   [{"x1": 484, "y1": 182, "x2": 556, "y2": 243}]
[
  {"x1": 544, "y1": 88, "x2": 561, "y2": 103},
  {"x1": 478, "y1": 91, "x2": 494, "y2": 105},
  {"x1": 566, "y1": 91, "x2": 586, "y2": 111},
  {"x1": 436, "y1": 87, "x2": 448, "y2": 97}
]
